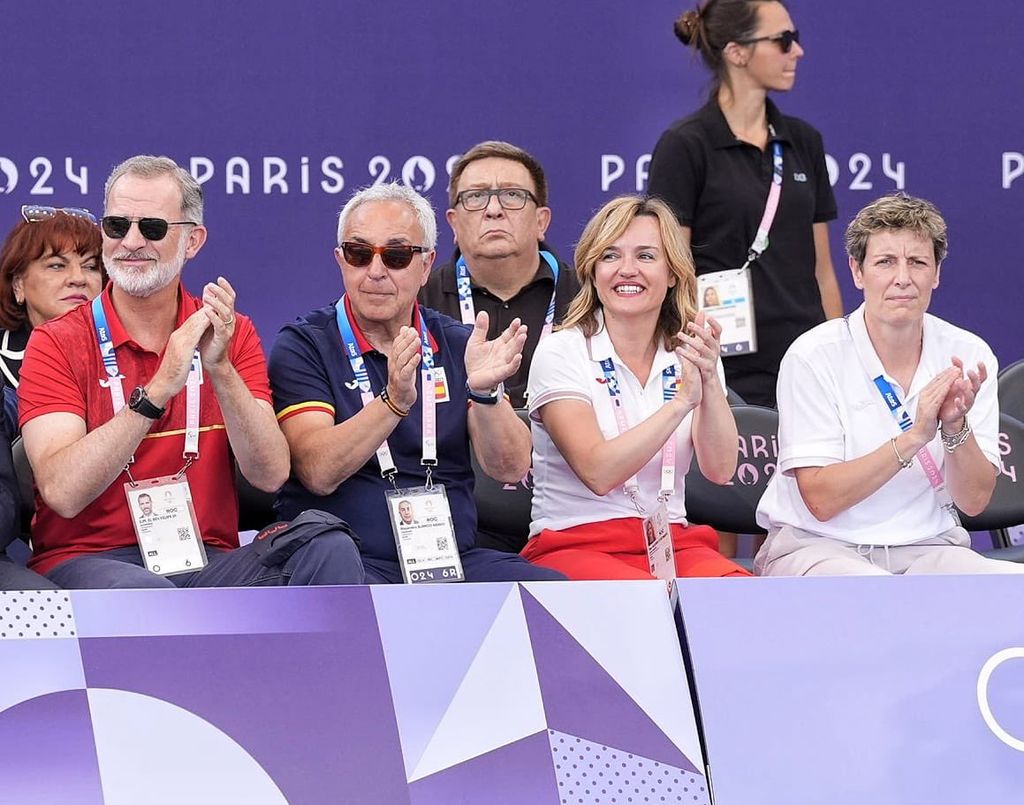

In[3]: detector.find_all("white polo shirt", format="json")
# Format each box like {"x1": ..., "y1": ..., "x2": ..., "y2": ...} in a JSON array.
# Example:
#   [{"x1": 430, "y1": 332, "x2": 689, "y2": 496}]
[
  {"x1": 755, "y1": 304, "x2": 1000, "y2": 545},
  {"x1": 527, "y1": 317, "x2": 725, "y2": 536}
]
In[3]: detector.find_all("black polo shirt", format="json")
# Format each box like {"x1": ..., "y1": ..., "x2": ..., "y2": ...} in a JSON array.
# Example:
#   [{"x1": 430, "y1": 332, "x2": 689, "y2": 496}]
[
  {"x1": 648, "y1": 98, "x2": 837, "y2": 407},
  {"x1": 419, "y1": 241, "x2": 580, "y2": 409}
]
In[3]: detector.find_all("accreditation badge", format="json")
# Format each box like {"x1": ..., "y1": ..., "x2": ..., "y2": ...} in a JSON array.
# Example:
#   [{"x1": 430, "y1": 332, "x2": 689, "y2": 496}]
[
  {"x1": 698, "y1": 268, "x2": 757, "y2": 355},
  {"x1": 125, "y1": 476, "x2": 208, "y2": 576},
  {"x1": 386, "y1": 486, "x2": 464, "y2": 583},
  {"x1": 643, "y1": 501, "x2": 675, "y2": 584}
]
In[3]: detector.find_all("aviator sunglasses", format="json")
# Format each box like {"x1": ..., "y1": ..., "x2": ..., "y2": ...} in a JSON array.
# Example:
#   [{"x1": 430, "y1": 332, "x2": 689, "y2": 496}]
[
  {"x1": 101, "y1": 215, "x2": 196, "y2": 241},
  {"x1": 341, "y1": 242, "x2": 428, "y2": 270},
  {"x1": 736, "y1": 29, "x2": 800, "y2": 53}
]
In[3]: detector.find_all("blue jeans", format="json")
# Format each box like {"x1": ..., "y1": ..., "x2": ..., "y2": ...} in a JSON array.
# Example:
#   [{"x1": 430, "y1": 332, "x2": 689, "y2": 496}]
[
  {"x1": 46, "y1": 532, "x2": 365, "y2": 590},
  {"x1": 363, "y1": 546, "x2": 565, "y2": 584},
  {"x1": 0, "y1": 552, "x2": 61, "y2": 590}
]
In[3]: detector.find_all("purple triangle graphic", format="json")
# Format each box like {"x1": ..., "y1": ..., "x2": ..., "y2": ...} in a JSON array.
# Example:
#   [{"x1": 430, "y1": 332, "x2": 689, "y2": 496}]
[
  {"x1": 521, "y1": 587, "x2": 698, "y2": 773},
  {"x1": 408, "y1": 730, "x2": 559, "y2": 805}
]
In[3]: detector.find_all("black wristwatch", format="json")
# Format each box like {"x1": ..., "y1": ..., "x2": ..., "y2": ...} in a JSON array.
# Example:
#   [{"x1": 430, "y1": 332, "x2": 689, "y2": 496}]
[
  {"x1": 128, "y1": 386, "x2": 166, "y2": 419},
  {"x1": 466, "y1": 381, "x2": 503, "y2": 406}
]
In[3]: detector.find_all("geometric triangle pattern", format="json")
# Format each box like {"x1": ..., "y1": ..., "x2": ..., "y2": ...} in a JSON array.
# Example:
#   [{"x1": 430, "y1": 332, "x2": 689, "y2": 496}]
[
  {"x1": 409, "y1": 584, "x2": 546, "y2": 781},
  {"x1": 1, "y1": 582, "x2": 705, "y2": 802},
  {"x1": 372, "y1": 583, "x2": 513, "y2": 778},
  {"x1": 522, "y1": 580, "x2": 703, "y2": 766},
  {"x1": 408, "y1": 730, "x2": 559, "y2": 805},
  {"x1": 548, "y1": 729, "x2": 709, "y2": 805},
  {"x1": 522, "y1": 587, "x2": 699, "y2": 773}
]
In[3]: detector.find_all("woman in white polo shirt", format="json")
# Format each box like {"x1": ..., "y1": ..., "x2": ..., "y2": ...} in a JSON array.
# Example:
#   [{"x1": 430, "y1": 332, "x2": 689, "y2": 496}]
[
  {"x1": 755, "y1": 193, "x2": 1023, "y2": 575},
  {"x1": 521, "y1": 196, "x2": 749, "y2": 579}
]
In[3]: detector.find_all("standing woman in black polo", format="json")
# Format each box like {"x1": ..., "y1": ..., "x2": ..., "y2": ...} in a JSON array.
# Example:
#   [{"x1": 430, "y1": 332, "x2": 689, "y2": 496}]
[{"x1": 648, "y1": 0, "x2": 841, "y2": 408}]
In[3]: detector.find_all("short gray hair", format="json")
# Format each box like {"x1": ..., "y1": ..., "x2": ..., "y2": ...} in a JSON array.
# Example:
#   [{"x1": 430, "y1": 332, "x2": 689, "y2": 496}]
[
  {"x1": 845, "y1": 192, "x2": 948, "y2": 266},
  {"x1": 104, "y1": 155, "x2": 204, "y2": 225},
  {"x1": 336, "y1": 183, "x2": 437, "y2": 250}
]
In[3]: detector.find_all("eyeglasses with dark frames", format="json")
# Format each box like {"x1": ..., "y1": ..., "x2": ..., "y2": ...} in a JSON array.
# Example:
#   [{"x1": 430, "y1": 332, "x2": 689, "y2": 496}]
[
  {"x1": 455, "y1": 187, "x2": 538, "y2": 212},
  {"x1": 21, "y1": 205, "x2": 98, "y2": 225},
  {"x1": 340, "y1": 242, "x2": 429, "y2": 270},
  {"x1": 735, "y1": 29, "x2": 800, "y2": 53},
  {"x1": 101, "y1": 216, "x2": 197, "y2": 242}
]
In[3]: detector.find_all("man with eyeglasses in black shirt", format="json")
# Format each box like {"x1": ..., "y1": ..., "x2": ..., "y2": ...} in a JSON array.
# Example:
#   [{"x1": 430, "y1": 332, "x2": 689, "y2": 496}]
[{"x1": 420, "y1": 141, "x2": 579, "y2": 412}]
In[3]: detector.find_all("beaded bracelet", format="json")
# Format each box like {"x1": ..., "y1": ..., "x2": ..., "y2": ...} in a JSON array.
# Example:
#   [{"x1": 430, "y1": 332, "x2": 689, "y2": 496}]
[
  {"x1": 890, "y1": 437, "x2": 913, "y2": 470},
  {"x1": 940, "y1": 415, "x2": 971, "y2": 453},
  {"x1": 379, "y1": 387, "x2": 410, "y2": 418}
]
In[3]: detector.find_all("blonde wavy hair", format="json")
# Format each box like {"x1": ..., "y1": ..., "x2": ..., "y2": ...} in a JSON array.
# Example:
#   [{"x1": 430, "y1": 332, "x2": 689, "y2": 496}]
[{"x1": 561, "y1": 196, "x2": 697, "y2": 350}]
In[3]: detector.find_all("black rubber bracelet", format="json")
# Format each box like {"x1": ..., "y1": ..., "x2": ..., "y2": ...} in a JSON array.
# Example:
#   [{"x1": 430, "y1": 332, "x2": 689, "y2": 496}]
[{"x1": 466, "y1": 382, "x2": 500, "y2": 405}]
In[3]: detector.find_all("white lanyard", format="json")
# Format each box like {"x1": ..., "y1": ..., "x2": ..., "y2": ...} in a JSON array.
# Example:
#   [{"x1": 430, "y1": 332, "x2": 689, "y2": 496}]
[
  {"x1": 92, "y1": 296, "x2": 201, "y2": 476},
  {"x1": 455, "y1": 250, "x2": 561, "y2": 339},
  {"x1": 596, "y1": 352, "x2": 679, "y2": 512},
  {"x1": 335, "y1": 296, "x2": 439, "y2": 485}
]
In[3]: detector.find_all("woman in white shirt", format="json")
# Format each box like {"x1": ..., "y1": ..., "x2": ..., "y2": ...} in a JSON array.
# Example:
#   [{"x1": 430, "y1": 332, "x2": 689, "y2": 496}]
[
  {"x1": 522, "y1": 196, "x2": 749, "y2": 579},
  {"x1": 755, "y1": 193, "x2": 1024, "y2": 575}
]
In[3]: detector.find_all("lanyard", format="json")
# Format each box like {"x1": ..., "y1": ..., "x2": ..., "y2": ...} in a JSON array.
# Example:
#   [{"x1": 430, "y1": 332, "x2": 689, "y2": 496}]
[
  {"x1": 455, "y1": 250, "x2": 560, "y2": 339},
  {"x1": 845, "y1": 314, "x2": 960, "y2": 526},
  {"x1": 92, "y1": 296, "x2": 202, "y2": 479},
  {"x1": 597, "y1": 355, "x2": 679, "y2": 512},
  {"x1": 870, "y1": 375, "x2": 957, "y2": 523},
  {"x1": 740, "y1": 130, "x2": 783, "y2": 271},
  {"x1": 335, "y1": 296, "x2": 438, "y2": 485}
]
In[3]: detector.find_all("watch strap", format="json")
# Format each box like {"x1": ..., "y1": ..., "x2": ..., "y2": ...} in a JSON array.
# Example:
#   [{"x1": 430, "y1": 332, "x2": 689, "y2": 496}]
[
  {"x1": 466, "y1": 381, "x2": 503, "y2": 406},
  {"x1": 129, "y1": 386, "x2": 166, "y2": 419}
]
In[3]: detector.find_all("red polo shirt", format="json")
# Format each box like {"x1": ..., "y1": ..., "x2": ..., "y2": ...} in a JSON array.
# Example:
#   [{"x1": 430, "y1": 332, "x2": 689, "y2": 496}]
[{"x1": 19, "y1": 283, "x2": 272, "y2": 574}]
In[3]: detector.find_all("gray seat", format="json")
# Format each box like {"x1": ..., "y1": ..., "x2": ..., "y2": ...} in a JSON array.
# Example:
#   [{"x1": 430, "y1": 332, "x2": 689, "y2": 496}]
[
  {"x1": 960, "y1": 412, "x2": 1024, "y2": 558},
  {"x1": 997, "y1": 359, "x2": 1024, "y2": 423},
  {"x1": 724, "y1": 386, "x2": 746, "y2": 406}
]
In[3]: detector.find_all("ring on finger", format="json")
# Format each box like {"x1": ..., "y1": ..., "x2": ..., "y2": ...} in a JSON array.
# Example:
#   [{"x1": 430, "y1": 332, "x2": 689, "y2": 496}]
[{"x1": 223, "y1": 315, "x2": 235, "y2": 326}]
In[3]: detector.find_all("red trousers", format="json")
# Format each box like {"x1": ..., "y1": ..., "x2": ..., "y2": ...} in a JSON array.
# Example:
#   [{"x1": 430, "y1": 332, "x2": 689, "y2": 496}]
[{"x1": 522, "y1": 517, "x2": 751, "y2": 580}]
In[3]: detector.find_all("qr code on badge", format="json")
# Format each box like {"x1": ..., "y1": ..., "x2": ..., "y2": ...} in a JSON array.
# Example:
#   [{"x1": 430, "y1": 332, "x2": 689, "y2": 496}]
[
  {"x1": 178, "y1": 528, "x2": 192, "y2": 541},
  {"x1": 436, "y1": 535, "x2": 449, "y2": 552}
]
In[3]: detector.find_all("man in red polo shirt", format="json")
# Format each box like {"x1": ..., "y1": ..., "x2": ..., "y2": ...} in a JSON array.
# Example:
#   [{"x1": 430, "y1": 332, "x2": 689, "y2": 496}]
[{"x1": 18, "y1": 155, "x2": 364, "y2": 588}]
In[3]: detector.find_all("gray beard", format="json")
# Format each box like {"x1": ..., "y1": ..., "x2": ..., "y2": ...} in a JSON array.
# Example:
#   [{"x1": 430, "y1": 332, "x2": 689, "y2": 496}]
[{"x1": 104, "y1": 245, "x2": 186, "y2": 298}]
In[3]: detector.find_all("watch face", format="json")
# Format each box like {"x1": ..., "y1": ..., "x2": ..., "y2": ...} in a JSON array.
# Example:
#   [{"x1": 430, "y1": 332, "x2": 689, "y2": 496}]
[{"x1": 129, "y1": 386, "x2": 144, "y2": 408}]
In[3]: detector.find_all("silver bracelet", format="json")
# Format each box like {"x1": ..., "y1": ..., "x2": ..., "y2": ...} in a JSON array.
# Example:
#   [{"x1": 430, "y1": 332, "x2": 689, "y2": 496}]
[
  {"x1": 890, "y1": 437, "x2": 913, "y2": 470},
  {"x1": 940, "y1": 415, "x2": 971, "y2": 453}
]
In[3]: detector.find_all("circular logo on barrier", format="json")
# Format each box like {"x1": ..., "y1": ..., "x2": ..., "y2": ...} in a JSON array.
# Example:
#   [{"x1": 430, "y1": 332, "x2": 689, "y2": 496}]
[{"x1": 977, "y1": 647, "x2": 1024, "y2": 752}]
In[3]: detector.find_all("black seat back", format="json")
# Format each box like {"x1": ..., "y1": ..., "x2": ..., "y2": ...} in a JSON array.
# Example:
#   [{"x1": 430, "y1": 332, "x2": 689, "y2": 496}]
[{"x1": 684, "y1": 404, "x2": 779, "y2": 535}]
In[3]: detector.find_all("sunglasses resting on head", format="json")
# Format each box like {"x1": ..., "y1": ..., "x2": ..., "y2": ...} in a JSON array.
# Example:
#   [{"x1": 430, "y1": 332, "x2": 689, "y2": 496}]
[{"x1": 21, "y1": 204, "x2": 98, "y2": 225}]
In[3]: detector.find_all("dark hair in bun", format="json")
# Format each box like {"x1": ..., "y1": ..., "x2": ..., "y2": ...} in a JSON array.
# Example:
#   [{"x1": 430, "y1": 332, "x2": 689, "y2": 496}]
[{"x1": 673, "y1": 0, "x2": 782, "y2": 96}]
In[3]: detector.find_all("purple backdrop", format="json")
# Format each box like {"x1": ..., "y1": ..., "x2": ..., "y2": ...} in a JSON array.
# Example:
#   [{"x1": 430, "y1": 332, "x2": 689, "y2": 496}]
[{"x1": 3, "y1": 1, "x2": 1022, "y2": 366}]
